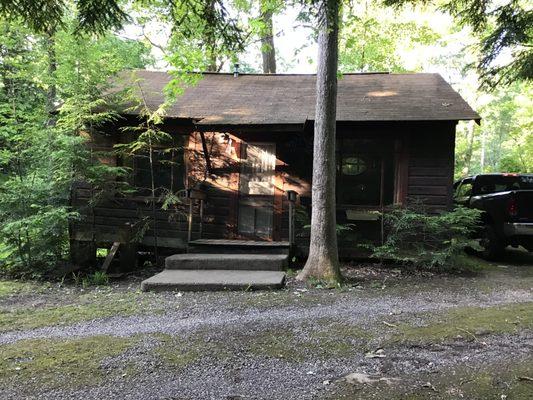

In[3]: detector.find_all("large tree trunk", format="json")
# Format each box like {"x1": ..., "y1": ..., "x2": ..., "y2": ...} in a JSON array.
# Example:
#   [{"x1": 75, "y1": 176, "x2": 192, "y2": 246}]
[
  {"x1": 260, "y1": 2, "x2": 276, "y2": 73},
  {"x1": 45, "y1": 28, "x2": 57, "y2": 118},
  {"x1": 204, "y1": 0, "x2": 218, "y2": 72},
  {"x1": 297, "y1": 0, "x2": 341, "y2": 282},
  {"x1": 463, "y1": 124, "x2": 475, "y2": 175}
]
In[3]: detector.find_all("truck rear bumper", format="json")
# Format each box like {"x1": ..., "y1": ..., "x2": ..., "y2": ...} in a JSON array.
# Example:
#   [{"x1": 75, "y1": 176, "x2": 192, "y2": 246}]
[{"x1": 503, "y1": 223, "x2": 533, "y2": 236}]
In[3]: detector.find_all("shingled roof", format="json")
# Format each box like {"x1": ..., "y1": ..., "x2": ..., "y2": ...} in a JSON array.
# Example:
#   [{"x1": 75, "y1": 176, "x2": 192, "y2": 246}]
[{"x1": 113, "y1": 70, "x2": 479, "y2": 125}]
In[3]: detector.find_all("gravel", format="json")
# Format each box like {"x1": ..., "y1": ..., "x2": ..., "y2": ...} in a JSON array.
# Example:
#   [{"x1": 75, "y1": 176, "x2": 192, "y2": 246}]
[{"x1": 1, "y1": 257, "x2": 532, "y2": 400}]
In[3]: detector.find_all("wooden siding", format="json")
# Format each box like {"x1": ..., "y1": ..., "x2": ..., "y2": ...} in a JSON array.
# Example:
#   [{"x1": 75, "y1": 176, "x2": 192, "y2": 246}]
[
  {"x1": 407, "y1": 123, "x2": 456, "y2": 212},
  {"x1": 69, "y1": 120, "x2": 457, "y2": 260}
]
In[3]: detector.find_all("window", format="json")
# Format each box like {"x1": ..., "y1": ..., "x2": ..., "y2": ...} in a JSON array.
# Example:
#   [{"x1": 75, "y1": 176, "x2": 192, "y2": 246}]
[
  {"x1": 474, "y1": 175, "x2": 533, "y2": 195},
  {"x1": 336, "y1": 138, "x2": 395, "y2": 206},
  {"x1": 341, "y1": 157, "x2": 367, "y2": 175},
  {"x1": 454, "y1": 179, "x2": 473, "y2": 200},
  {"x1": 133, "y1": 148, "x2": 184, "y2": 195}
]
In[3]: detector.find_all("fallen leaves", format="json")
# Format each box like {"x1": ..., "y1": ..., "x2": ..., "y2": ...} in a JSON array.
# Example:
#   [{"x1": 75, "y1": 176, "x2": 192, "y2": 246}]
[
  {"x1": 342, "y1": 372, "x2": 399, "y2": 386},
  {"x1": 365, "y1": 348, "x2": 386, "y2": 358}
]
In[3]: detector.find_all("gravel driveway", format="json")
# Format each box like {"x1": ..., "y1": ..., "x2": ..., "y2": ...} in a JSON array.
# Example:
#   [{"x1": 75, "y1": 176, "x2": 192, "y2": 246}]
[{"x1": 1, "y1": 250, "x2": 532, "y2": 399}]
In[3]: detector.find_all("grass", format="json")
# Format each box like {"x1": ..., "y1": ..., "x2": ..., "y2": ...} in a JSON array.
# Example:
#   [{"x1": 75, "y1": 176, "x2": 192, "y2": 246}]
[
  {"x1": 0, "y1": 290, "x2": 163, "y2": 333},
  {"x1": 0, "y1": 281, "x2": 30, "y2": 298},
  {"x1": 0, "y1": 335, "x2": 136, "y2": 391},
  {"x1": 246, "y1": 320, "x2": 371, "y2": 362},
  {"x1": 154, "y1": 333, "x2": 231, "y2": 369},
  {"x1": 0, "y1": 279, "x2": 53, "y2": 298},
  {"x1": 327, "y1": 356, "x2": 533, "y2": 400},
  {"x1": 391, "y1": 302, "x2": 533, "y2": 344}
]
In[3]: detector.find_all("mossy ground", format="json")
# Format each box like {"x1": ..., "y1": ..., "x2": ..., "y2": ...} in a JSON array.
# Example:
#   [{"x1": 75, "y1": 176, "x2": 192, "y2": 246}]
[
  {"x1": 0, "y1": 335, "x2": 137, "y2": 392},
  {"x1": 245, "y1": 320, "x2": 371, "y2": 362},
  {"x1": 153, "y1": 332, "x2": 232, "y2": 369},
  {"x1": 0, "y1": 290, "x2": 164, "y2": 333},
  {"x1": 328, "y1": 357, "x2": 533, "y2": 400},
  {"x1": 390, "y1": 302, "x2": 533, "y2": 344},
  {"x1": 0, "y1": 253, "x2": 531, "y2": 398},
  {"x1": 0, "y1": 280, "x2": 48, "y2": 298}
]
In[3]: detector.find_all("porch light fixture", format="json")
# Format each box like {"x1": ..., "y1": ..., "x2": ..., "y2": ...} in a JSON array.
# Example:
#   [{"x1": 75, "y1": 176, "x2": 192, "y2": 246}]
[{"x1": 287, "y1": 190, "x2": 297, "y2": 203}]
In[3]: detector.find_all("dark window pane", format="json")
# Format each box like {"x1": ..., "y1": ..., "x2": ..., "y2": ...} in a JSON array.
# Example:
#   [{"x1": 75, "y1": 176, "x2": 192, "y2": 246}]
[
  {"x1": 336, "y1": 138, "x2": 395, "y2": 206},
  {"x1": 133, "y1": 148, "x2": 184, "y2": 195}
]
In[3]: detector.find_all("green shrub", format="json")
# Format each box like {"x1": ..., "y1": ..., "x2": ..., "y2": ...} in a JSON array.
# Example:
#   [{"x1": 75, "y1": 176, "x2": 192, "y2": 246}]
[
  {"x1": 81, "y1": 271, "x2": 109, "y2": 287},
  {"x1": 369, "y1": 205, "x2": 482, "y2": 271}
]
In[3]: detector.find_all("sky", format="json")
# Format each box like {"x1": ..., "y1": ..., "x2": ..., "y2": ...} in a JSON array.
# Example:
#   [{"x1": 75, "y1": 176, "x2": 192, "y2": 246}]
[{"x1": 120, "y1": 3, "x2": 480, "y2": 106}]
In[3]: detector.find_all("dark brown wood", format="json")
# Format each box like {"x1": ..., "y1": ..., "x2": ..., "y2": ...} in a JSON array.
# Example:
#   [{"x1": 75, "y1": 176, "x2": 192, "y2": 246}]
[
  {"x1": 70, "y1": 111, "x2": 460, "y2": 259},
  {"x1": 102, "y1": 242, "x2": 120, "y2": 273},
  {"x1": 199, "y1": 131, "x2": 213, "y2": 175},
  {"x1": 70, "y1": 240, "x2": 96, "y2": 267},
  {"x1": 394, "y1": 135, "x2": 410, "y2": 205}
]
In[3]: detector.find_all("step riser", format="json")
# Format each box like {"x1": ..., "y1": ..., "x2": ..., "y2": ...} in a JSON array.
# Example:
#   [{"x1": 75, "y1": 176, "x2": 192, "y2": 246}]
[
  {"x1": 166, "y1": 260, "x2": 285, "y2": 271},
  {"x1": 141, "y1": 281, "x2": 285, "y2": 292},
  {"x1": 165, "y1": 254, "x2": 288, "y2": 271},
  {"x1": 187, "y1": 245, "x2": 290, "y2": 255},
  {"x1": 141, "y1": 269, "x2": 286, "y2": 292}
]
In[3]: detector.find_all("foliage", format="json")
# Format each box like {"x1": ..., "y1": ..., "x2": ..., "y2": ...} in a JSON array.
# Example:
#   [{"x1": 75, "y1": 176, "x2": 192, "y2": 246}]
[
  {"x1": 0, "y1": 18, "x2": 151, "y2": 278},
  {"x1": 0, "y1": 0, "x2": 128, "y2": 34},
  {"x1": 339, "y1": 2, "x2": 441, "y2": 72},
  {"x1": 369, "y1": 205, "x2": 482, "y2": 271},
  {"x1": 82, "y1": 271, "x2": 109, "y2": 286},
  {"x1": 385, "y1": 0, "x2": 532, "y2": 88},
  {"x1": 455, "y1": 80, "x2": 532, "y2": 177}
]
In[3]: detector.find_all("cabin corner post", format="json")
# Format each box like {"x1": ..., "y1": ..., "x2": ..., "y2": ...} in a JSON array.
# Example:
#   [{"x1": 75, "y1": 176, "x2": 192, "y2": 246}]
[
  {"x1": 394, "y1": 134, "x2": 410, "y2": 206},
  {"x1": 287, "y1": 190, "x2": 298, "y2": 245},
  {"x1": 187, "y1": 198, "x2": 193, "y2": 243}
]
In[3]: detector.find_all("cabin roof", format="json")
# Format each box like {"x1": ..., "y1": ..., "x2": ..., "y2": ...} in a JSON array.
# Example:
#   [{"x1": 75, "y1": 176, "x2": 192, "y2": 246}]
[{"x1": 113, "y1": 70, "x2": 480, "y2": 125}]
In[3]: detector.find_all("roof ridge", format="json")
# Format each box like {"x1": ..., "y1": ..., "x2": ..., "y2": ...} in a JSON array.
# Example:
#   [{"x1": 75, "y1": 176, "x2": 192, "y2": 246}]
[{"x1": 129, "y1": 69, "x2": 439, "y2": 77}]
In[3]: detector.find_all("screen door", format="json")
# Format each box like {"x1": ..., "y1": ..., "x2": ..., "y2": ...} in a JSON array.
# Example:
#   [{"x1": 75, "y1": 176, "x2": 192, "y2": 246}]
[{"x1": 238, "y1": 142, "x2": 276, "y2": 239}]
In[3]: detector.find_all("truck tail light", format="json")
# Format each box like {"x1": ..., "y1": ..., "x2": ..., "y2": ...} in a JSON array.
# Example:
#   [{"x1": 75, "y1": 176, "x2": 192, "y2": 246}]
[{"x1": 507, "y1": 197, "x2": 518, "y2": 217}]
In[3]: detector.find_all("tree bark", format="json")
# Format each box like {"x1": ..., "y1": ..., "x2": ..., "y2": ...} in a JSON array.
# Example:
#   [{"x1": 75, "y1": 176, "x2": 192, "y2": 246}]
[
  {"x1": 260, "y1": 3, "x2": 276, "y2": 73},
  {"x1": 45, "y1": 28, "x2": 57, "y2": 118},
  {"x1": 297, "y1": 0, "x2": 341, "y2": 282},
  {"x1": 204, "y1": 0, "x2": 218, "y2": 72},
  {"x1": 463, "y1": 124, "x2": 475, "y2": 175}
]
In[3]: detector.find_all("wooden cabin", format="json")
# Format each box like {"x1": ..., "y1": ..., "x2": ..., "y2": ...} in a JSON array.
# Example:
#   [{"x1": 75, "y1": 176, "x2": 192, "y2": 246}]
[{"x1": 70, "y1": 71, "x2": 480, "y2": 269}]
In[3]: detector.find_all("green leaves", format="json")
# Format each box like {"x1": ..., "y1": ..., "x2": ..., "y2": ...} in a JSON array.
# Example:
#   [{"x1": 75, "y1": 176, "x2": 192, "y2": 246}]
[
  {"x1": 339, "y1": 3, "x2": 441, "y2": 73},
  {"x1": 0, "y1": 0, "x2": 128, "y2": 34},
  {"x1": 0, "y1": 16, "x2": 151, "y2": 276},
  {"x1": 369, "y1": 205, "x2": 483, "y2": 271}
]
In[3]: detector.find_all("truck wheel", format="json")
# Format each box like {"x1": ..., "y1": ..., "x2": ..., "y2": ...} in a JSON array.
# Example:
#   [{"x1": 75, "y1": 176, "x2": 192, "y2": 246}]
[{"x1": 479, "y1": 225, "x2": 505, "y2": 260}]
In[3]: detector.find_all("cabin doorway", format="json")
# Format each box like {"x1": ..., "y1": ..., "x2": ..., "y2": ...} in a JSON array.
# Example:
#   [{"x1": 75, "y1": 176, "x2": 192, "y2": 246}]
[{"x1": 238, "y1": 142, "x2": 276, "y2": 240}]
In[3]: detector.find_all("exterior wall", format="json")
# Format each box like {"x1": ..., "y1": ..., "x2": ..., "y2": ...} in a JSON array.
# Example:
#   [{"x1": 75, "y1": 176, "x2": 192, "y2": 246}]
[
  {"x1": 69, "y1": 119, "x2": 457, "y2": 261},
  {"x1": 70, "y1": 118, "x2": 195, "y2": 253},
  {"x1": 406, "y1": 122, "x2": 456, "y2": 212}
]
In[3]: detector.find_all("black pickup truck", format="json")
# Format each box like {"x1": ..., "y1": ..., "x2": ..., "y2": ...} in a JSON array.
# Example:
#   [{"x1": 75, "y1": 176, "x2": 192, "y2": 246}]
[{"x1": 454, "y1": 173, "x2": 533, "y2": 259}]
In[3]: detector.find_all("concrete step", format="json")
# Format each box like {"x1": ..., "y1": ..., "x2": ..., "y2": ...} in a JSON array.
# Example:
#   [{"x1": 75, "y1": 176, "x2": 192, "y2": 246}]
[
  {"x1": 188, "y1": 239, "x2": 290, "y2": 255},
  {"x1": 141, "y1": 269, "x2": 286, "y2": 292},
  {"x1": 165, "y1": 253, "x2": 288, "y2": 271}
]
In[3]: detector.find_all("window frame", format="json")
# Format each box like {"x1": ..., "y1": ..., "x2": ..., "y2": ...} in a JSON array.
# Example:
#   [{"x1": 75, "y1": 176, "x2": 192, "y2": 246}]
[{"x1": 335, "y1": 137, "x2": 395, "y2": 208}]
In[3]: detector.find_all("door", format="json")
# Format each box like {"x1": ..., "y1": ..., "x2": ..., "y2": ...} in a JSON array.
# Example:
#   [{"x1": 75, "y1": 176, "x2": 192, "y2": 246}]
[{"x1": 238, "y1": 142, "x2": 276, "y2": 239}]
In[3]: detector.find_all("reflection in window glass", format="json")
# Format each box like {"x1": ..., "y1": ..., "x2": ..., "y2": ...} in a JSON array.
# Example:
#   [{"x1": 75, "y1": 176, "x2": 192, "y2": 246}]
[{"x1": 342, "y1": 157, "x2": 366, "y2": 175}]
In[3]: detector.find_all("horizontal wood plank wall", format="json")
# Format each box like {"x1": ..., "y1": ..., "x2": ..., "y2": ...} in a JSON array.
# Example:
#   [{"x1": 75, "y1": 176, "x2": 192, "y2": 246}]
[
  {"x1": 70, "y1": 120, "x2": 457, "y2": 254},
  {"x1": 407, "y1": 123, "x2": 456, "y2": 212},
  {"x1": 71, "y1": 119, "x2": 197, "y2": 250}
]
